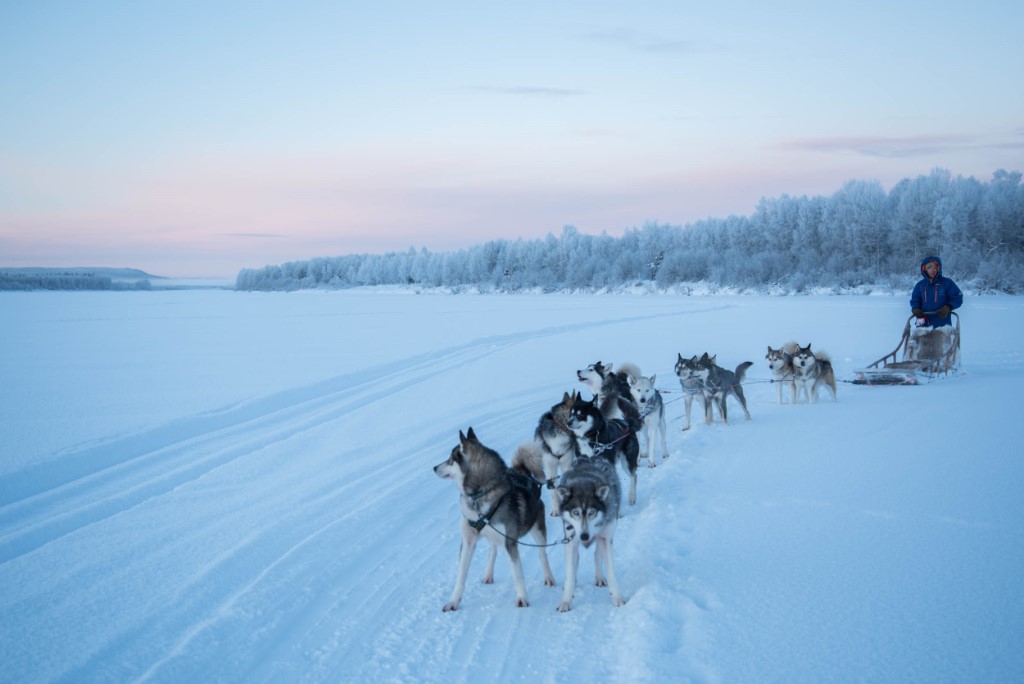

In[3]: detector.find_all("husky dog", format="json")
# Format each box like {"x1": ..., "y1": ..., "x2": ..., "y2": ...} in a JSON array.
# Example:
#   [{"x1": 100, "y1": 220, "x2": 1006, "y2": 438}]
[
  {"x1": 576, "y1": 361, "x2": 643, "y2": 431},
  {"x1": 766, "y1": 342, "x2": 800, "y2": 405},
  {"x1": 566, "y1": 394, "x2": 639, "y2": 506},
  {"x1": 674, "y1": 353, "x2": 711, "y2": 430},
  {"x1": 433, "y1": 428, "x2": 556, "y2": 611},
  {"x1": 556, "y1": 456, "x2": 625, "y2": 611},
  {"x1": 628, "y1": 372, "x2": 669, "y2": 467},
  {"x1": 531, "y1": 391, "x2": 580, "y2": 516},
  {"x1": 791, "y1": 344, "x2": 838, "y2": 403},
  {"x1": 693, "y1": 353, "x2": 753, "y2": 424}
]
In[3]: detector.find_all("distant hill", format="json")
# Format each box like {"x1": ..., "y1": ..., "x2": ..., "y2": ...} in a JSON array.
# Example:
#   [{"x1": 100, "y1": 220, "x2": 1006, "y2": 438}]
[
  {"x1": 0, "y1": 267, "x2": 163, "y2": 291},
  {"x1": 1, "y1": 267, "x2": 165, "y2": 280}
]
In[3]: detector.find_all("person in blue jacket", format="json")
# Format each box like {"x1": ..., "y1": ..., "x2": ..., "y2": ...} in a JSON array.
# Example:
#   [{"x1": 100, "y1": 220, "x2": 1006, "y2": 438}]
[{"x1": 910, "y1": 256, "x2": 962, "y2": 328}]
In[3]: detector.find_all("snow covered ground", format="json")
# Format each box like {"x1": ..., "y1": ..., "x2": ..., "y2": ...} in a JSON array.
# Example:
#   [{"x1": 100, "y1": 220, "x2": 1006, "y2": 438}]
[{"x1": 1, "y1": 290, "x2": 1021, "y2": 683}]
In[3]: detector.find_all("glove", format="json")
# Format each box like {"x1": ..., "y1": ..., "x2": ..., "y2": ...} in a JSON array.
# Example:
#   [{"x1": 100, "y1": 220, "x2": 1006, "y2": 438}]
[
  {"x1": 938, "y1": 305, "x2": 951, "y2": 318},
  {"x1": 912, "y1": 308, "x2": 924, "y2": 318}
]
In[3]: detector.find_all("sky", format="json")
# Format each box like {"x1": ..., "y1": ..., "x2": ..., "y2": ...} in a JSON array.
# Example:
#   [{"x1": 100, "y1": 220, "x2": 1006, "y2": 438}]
[{"x1": 2, "y1": 1, "x2": 1022, "y2": 278}]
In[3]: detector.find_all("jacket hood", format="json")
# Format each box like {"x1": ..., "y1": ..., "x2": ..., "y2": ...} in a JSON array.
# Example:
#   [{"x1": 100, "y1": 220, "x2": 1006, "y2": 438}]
[{"x1": 920, "y1": 256, "x2": 943, "y2": 277}]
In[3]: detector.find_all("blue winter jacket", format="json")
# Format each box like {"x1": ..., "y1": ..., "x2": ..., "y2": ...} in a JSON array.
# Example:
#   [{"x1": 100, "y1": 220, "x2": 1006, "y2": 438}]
[{"x1": 910, "y1": 256, "x2": 963, "y2": 328}]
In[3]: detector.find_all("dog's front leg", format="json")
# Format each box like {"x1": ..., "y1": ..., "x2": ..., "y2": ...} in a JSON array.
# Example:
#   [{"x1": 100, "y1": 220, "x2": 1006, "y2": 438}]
[
  {"x1": 542, "y1": 453, "x2": 561, "y2": 516},
  {"x1": 683, "y1": 393, "x2": 692, "y2": 431},
  {"x1": 657, "y1": 412, "x2": 669, "y2": 462},
  {"x1": 557, "y1": 538, "x2": 580, "y2": 612},
  {"x1": 443, "y1": 519, "x2": 479, "y2": 611},
  {"x1": 598, "y1": 535, "x2": 625, "y2": 607}
]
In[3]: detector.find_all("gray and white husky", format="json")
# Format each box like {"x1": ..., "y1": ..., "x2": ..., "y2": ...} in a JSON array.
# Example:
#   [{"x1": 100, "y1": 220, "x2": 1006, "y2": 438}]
[
  {"x1": 433, "y1": 428, "x2": 556, "y2": 611},
  {"x1": 527, "y1": 391, "x2": 580, "y2": 516},
  {"x1": 628, "y1": 372, "x2": 669, "y2": 467},
  {"x1": 791, "y1": 344, "x2": 838, "y2": 403},
  {"x1": 555, "y1": 456, "x2": 625, "y2": 612},
  {"x1": 566, "y1": 394, "x2": 639, "y2": 506},
  {"x1": 576, "y1": 360, "x2": 643, "y2": 432},
  {"x1": 691, "y1": 353, "x2": 754, "y2": 424},
  {"x1": 766, "y1": 342, "x2": 800, "y2": 404},
  {"x1": 674, "y1": 353, "x2": 711, "y2": 430}
]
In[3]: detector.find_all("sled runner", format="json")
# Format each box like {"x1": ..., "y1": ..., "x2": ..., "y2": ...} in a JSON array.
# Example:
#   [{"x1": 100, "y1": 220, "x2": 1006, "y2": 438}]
[{"x1": 853, "y1": 311, "x2": 960, "y2": 385}]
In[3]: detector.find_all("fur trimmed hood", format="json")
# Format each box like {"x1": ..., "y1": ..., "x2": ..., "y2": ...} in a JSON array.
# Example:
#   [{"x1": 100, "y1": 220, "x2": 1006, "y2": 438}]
[{"x1": 920, "y1": 256, "x2": 943, "y2": 277}]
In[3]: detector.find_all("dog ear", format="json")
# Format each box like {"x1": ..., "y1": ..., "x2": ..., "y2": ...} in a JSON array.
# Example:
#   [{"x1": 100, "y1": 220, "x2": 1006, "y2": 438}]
[
  {"x1": 627, "y1": 374, "x2": 636, "y2": 386},
  {"x1": 596, "y1": 485, "x2": 611, "y2": 502},
  {"x1": 556, "y1": 486, "x2": 571, "y2": 503},
  {"x1": 562, "y1": 391, "x2": 571, "y2": 402},
  {"x1": 650, "y1": 373, "x2": 656, "y2": 384}
]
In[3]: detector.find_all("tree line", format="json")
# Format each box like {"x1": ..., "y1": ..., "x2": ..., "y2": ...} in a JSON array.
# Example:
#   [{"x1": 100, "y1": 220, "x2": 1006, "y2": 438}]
[
  {"x1": 234, "y1": 167, "x2": 1022, "y2": 294},
  {"x1": 0, "y1": 272, "x2": 153, "y2": 291}
]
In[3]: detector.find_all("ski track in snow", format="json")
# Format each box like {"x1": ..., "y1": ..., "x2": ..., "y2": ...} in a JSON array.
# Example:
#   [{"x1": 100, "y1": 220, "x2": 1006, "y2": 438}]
[{"x1": 2, "y1": 293, "x2": 1022, "y2": 683}]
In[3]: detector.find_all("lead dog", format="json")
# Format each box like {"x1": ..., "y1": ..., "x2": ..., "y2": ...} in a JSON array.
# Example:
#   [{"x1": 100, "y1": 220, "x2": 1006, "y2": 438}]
[
  {"x1": 434, "y1": 428, "x2": 555, "y2": 611},
  {"x1": 791, "y1": 344, "x2": 838, "y2": 403},
  {"x1": 556, "y1": 456, "x2": 625, "y2": 611}
]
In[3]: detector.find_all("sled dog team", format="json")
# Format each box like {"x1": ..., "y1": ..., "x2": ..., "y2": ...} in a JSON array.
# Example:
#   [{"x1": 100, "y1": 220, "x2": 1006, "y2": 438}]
[{"x1": 434, "y1": 346, "x2": 837, "y2": 612}]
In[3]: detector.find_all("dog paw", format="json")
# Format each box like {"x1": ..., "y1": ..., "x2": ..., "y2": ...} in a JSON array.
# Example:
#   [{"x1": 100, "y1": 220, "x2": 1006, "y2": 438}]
[
  {"x1": 556, "y1": 602, "x2": 573, "y2": 612},
  {"x1": 544, "y1": 576, "x2": 556, "y2": 587},
  {"x1": 442, "y1": 602, "x2": 460, "y2": 612},
  {"x1": 611, "y1": 595, "x2": 626, "y2": 607},
  {"x1": 482, "y1": 575, "x2": 494, "y2": 584},
  {"x1": 595, "y1": 577, "x2": 608, "y2": 587},
  {"x1": 515, "y1": 598, "x2": 529, "y2": 608}
]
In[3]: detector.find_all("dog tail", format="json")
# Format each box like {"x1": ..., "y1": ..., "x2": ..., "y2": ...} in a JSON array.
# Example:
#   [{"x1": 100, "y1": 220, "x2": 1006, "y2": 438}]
[
  {"x1": 621, "y1": 398, "x2": 644, "y2": 433},
  {"x1": 814, "y1": 349, "x2": 832, "y2": 363},
  {"x1": 511, "y1": 441, "x2": 545, "y2": 481},
  {"x1": 616, "y1": 361, "x2": 643, "y2": 383},
  {"x1": 735, "y1": 361, "x2": 754, "y2": 383}
]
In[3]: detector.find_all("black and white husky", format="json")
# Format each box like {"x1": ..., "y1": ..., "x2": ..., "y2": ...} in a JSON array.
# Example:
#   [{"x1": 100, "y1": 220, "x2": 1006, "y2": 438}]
[
  {"x1": 791, "y1": 344, "x2": 838, "y2": 403},
  {"x1": 566, "y1": 394, "x2": 639, "y2": 506},
  {"x1": 555, "y1": 456, "x2": 625, "y2": 612},
  {"x1": 627, "y1": 372, "x2": 669, "y2": 467},
  {"x1": 766, "y1": 342, "x2": 799, "y2": 404},
  {"x1": 433, "y1": 428, "x2": 555, "y2": 611}
]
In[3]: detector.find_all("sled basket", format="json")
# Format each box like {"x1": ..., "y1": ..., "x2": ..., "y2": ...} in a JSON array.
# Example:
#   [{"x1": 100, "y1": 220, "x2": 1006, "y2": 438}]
[{"x1": 852, "y1": 311, "x2": 960, "y2": 386}]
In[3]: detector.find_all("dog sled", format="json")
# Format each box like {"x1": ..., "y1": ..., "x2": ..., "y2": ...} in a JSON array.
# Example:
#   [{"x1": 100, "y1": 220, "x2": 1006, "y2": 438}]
[{"x1": 853, "y1": 311, "x2": 961, "y2": 385}]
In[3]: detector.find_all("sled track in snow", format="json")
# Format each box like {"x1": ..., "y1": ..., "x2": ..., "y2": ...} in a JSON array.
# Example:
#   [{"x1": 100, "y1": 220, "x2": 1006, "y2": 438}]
[{"x1": 0, "y1": 307, "x2": 696, "y2": 566}]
